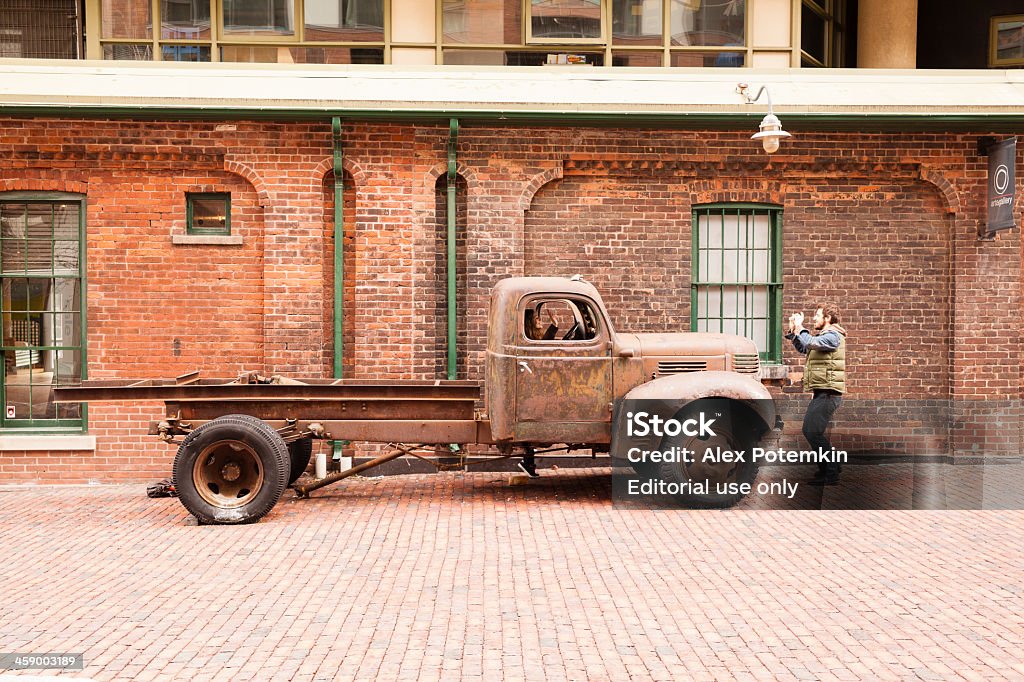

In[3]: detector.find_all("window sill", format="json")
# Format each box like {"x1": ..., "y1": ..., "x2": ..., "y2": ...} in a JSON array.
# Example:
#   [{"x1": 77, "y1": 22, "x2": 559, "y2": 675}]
[
  {"x1": 172, "y1": 234, "x2": 242, "y2": 246},
  {"x1": 0, "y1": 434, "x2": 96, "y2": 451}
]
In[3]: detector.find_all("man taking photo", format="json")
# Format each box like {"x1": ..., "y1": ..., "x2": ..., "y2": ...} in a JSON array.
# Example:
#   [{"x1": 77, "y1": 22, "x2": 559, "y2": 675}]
[{"x1": 786, "y1": 304, "x2": 847, "y2": 486}]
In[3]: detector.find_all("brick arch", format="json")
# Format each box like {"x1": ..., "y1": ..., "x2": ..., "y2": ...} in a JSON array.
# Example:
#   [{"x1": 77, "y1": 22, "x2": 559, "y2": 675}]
[
  {"x1": 918, "y1": 165, "x2": 961, "y2": 215},
  {"x1": 687, "y1": 179, "x2": 785, "y2": 206},
  {"x1": 0, "y1": 179, "x2": 89, "y2": 195},
  {"x1": 314, "y1": 156, "x2": 368, "y2": 187},
  {"x1": 425, "y1": 162, "x2": 478, "y2": 192},
  {"x1": 519, "y1": 165, "x2": 564, "y2": 211},
  {"x1": 223, "y1": 160, "x2": 270, "y2": 206}
]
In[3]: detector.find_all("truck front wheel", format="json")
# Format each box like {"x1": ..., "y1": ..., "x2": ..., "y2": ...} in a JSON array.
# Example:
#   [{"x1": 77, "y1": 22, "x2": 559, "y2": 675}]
[
  {"x1": 172, "y1": 414, "x2": 290, "y2": 524},
  {"x1": 657, "y1": 400, "x2": 759, "y2": 509}
]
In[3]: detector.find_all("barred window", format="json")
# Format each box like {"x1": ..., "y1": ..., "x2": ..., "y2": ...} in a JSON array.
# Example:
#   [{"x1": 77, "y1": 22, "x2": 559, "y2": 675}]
[{"x1": 692, "y1": 204, "x2": 782, "y2": 363}]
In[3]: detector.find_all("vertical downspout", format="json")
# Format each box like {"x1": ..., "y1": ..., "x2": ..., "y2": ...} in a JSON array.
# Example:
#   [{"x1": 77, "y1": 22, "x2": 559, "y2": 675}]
[
  {"x1": 446, "y1": 118, "x2": 459, "y2": 380},
  {"x1": 332, "y1": 117, "x2": 348, "y2": 469}
]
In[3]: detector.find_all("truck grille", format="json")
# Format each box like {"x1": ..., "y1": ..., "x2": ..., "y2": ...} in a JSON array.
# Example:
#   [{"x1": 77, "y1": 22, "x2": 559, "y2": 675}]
[
  {"x1": 732, "y1": 354, "x2": 760, "y2": 374},
  {"x1": 658, "y1": 360, "x2": 707, "y2": 375}
]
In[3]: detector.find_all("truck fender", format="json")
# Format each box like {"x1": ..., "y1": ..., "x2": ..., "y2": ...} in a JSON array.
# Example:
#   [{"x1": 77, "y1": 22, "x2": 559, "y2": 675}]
[{"x1": 611, "y1": 371, "x2": 776, "y2": 457}]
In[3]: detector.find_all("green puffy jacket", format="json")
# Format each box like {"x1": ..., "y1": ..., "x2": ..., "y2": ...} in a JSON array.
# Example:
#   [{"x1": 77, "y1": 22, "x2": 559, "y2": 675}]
[{"x1": 801, "y1": 324, "x2": 846, "y2": 393}]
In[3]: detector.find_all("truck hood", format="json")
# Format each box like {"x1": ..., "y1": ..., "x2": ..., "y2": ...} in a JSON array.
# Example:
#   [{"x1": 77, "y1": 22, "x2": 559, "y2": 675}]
[{"x1": 619, "y1": 332, "x2": 759, "y2": 357}]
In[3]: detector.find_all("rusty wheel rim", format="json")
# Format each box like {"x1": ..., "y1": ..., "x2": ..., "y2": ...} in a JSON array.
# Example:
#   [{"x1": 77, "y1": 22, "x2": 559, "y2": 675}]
[{"x1": 193, "y1": 439, "x2": 264, "y2": 509}]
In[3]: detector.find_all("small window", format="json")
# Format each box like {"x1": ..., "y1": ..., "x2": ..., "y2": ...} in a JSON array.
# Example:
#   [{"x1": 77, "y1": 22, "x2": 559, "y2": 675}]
[
  {"x1": 522, "y1": 298, "x2": 601, "y2": 342},
  {"x1": 187, "y1": 193, "x2": 230, "y2": 235},
  {"x1": 692, "y1": 204, "x2": 782, "y2": 363}
]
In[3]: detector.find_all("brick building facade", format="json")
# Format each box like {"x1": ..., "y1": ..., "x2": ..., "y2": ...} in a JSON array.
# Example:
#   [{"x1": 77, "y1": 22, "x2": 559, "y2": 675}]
[{"x1": 0, "y1": 64, "x2": 1021, "y2": 482}]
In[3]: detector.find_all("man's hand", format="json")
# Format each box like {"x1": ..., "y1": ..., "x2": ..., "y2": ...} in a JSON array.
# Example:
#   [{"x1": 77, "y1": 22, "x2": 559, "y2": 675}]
[{"x1": 788, "y1": 312, "x2": 804, "y2": 334}]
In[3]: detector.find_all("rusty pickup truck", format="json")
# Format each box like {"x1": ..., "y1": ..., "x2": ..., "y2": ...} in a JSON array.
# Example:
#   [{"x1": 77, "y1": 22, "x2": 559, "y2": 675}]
[{"x1": 57, "y1": 276, "x2": 776, "y2": 524}]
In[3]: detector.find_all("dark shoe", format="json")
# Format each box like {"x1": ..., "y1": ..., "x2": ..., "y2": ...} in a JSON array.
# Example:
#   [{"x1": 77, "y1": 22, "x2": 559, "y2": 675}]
[
  {"x1": 517, "y1": 461, "x2": 539, "y2": 479},
  {"x1": 808, "y1": 475, "x2": 839, "y2": 486}
]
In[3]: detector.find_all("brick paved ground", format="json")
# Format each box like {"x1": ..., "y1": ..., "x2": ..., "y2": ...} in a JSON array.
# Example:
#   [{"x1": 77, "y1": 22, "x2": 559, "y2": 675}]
[{"x1": 1, "y1": 467, "x2": 1023, "y2": 681}]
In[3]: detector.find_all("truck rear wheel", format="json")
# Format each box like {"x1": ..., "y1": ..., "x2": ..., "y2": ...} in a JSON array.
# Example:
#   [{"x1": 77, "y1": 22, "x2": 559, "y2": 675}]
[
  {"x1": 287, "y1": 438, "x2": 313, "y2": 485},
  {"x1": 657, "y1": 400, "x2": 759, "y2": 509},
  {"x1": 173, "y1": 414, "x2": 290, "y2": 525}
]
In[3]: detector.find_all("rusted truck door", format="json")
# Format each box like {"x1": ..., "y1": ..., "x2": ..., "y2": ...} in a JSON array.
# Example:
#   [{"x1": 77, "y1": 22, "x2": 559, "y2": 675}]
[{"x1": 513, "y1": 295, "x2": 613, "y2": 443}]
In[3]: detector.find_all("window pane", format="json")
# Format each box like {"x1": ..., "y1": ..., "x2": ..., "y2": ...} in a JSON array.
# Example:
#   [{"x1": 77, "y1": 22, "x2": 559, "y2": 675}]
[
  {"x1": 102, "y1": 43, "x2": 154, "y2": 60},
  {"x1": 612, "y1": 51, "x2": 663, "y2": 66},
  {"x1": 750, "y1": 318, "x2": 767, "y2": 352},
  {"x1": 445, "y1": 49, "x2": 605, "y2": 65},
  {"x1": 52, "y1": 204, "x2": 79, "y2": 241},
  {"x1": 443, "y1": 49, "x2": 508, "y2": 65},
  {"x1": 161, "y1": 0, "x2": 212, "y2": 39},
  {"x1": 997, "y1": 20, "x2": 1024, "y2": 61},
  {"x1": 162, "y1": 44, "x2": 212, "y2": 61},
  {"x1": 305, "y1": 0, "x2": 384, "y2": 41},
  {"x1": 189, "y1": 194, "x2": 229, "y2": 233},
  {"x1": 801, "y1": 3, "x2": 826, "y2": 64},
  {"x1": 222, "y1": 0, "x2": 295, "y2": 36},
  {"x1": 443, "y1": 0, "x2": 523, "y2": 45},
  {"x1": 670, "y1": 49, "x2": 743, "y2": 67},
  {"x1": 102, "y1": 0, "x2": 153, "y2": 39},
  {"x1": 531, "y1": 0, "x2": 601, "y2": 40},
  {"x1": 613, "y1": 0, "x2": 662, "y2": 46},
  {"x1": 670, "y1": 0, "x2": 744, "y2": 47},
  {"x1": 221, "y1": 45, "x2": 383, "y2": 63},
  {"x1": 54, "y1": 242, "x2": 79, "y2": 275},
  {"x1": 25, "y1": 202, "x2": 53, "y2": 274}
]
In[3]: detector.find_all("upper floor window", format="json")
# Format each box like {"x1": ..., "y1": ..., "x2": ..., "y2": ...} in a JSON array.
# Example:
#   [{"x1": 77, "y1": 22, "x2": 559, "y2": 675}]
[
  {"x1": 443, "y1": 0, "x2": 747, "y2": 67},
  {"x1": 800, "y1": 0, "x2": 846, "y2": 68},
  {"x1": 97, "y1": 0, "x2": 385, "y2": 63},
  {"x1": 2, "y1": 0, "x2": 83, "y2": 59},
  {"x1": 91, "y1": 0, "x2": 748, "y2": 66}
]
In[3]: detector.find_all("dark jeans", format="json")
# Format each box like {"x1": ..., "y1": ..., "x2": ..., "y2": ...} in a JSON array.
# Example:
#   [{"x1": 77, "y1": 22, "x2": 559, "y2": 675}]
[{"x1": 802, "y1": 390, "x2": 843, "y2": 478}]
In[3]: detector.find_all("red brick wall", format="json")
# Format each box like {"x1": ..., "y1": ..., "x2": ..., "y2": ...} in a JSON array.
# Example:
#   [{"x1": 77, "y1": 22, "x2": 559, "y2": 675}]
[{"x1": 0, "y1": 119, "x2": 1019, "y2": 481}]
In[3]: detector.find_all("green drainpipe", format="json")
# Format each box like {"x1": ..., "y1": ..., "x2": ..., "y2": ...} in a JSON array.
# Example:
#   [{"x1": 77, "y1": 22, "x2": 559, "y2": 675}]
[
  {"x1": 332, "y1": 116, "x2": 346, "y2": 467},
  {"x1": 446, "y1": 118, "x2": 459, "y2": 380}
]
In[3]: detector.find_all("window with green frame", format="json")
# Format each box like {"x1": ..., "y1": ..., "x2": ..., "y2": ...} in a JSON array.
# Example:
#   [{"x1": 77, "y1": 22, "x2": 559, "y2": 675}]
[
  {"x1": 691, "y1": 204, "x2": 782, "y2": 363},
  {"x1": 187, "y1": 192, "x2": 231, "y2": 235},
  {"x1": 0, "y1": 194, "x2": 86, "y2": 430}
]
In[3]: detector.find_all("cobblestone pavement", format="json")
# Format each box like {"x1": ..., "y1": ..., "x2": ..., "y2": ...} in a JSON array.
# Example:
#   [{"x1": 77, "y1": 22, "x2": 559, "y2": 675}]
[{"x1": 1, "y1": 467, "x2": 1023, "y2": 681}]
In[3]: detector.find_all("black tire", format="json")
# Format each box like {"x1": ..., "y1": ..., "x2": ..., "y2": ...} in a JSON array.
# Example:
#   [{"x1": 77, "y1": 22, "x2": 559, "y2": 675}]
[
  {"x1": 656, "y1": 399, "x2": 759, "y2": 509},
  {"x1": 629, "y1": 459, "x2": 661, "y2": 479},
  {"x1": 172, "y1": 414, "x2": 290, "y2": 525},
  {"x1": 287, "y1": 438, "x2": 313, "y2": 485}
]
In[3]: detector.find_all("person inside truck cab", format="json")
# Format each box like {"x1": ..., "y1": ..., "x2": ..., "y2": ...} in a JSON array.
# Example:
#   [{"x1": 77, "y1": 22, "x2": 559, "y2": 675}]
[{"x1": 524, "y1": 304, "x2": 558, "y2": 341}]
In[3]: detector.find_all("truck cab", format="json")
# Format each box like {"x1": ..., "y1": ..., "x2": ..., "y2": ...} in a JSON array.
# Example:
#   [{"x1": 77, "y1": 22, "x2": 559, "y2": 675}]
[{"x1": 485, "y1": 277, "x2": 773, "y2": 448}]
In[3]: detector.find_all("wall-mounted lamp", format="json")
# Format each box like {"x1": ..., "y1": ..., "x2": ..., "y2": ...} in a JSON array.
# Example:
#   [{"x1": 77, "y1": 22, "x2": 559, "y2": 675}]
[{"x1": 737, "y1": 83, "x2": 791, "y2": 154}]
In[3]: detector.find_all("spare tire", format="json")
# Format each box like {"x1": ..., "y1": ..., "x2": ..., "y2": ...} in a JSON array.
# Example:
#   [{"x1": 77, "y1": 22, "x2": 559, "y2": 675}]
[{"x1": 173, "y1": 414, "x2": 290, "y2": 525}]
